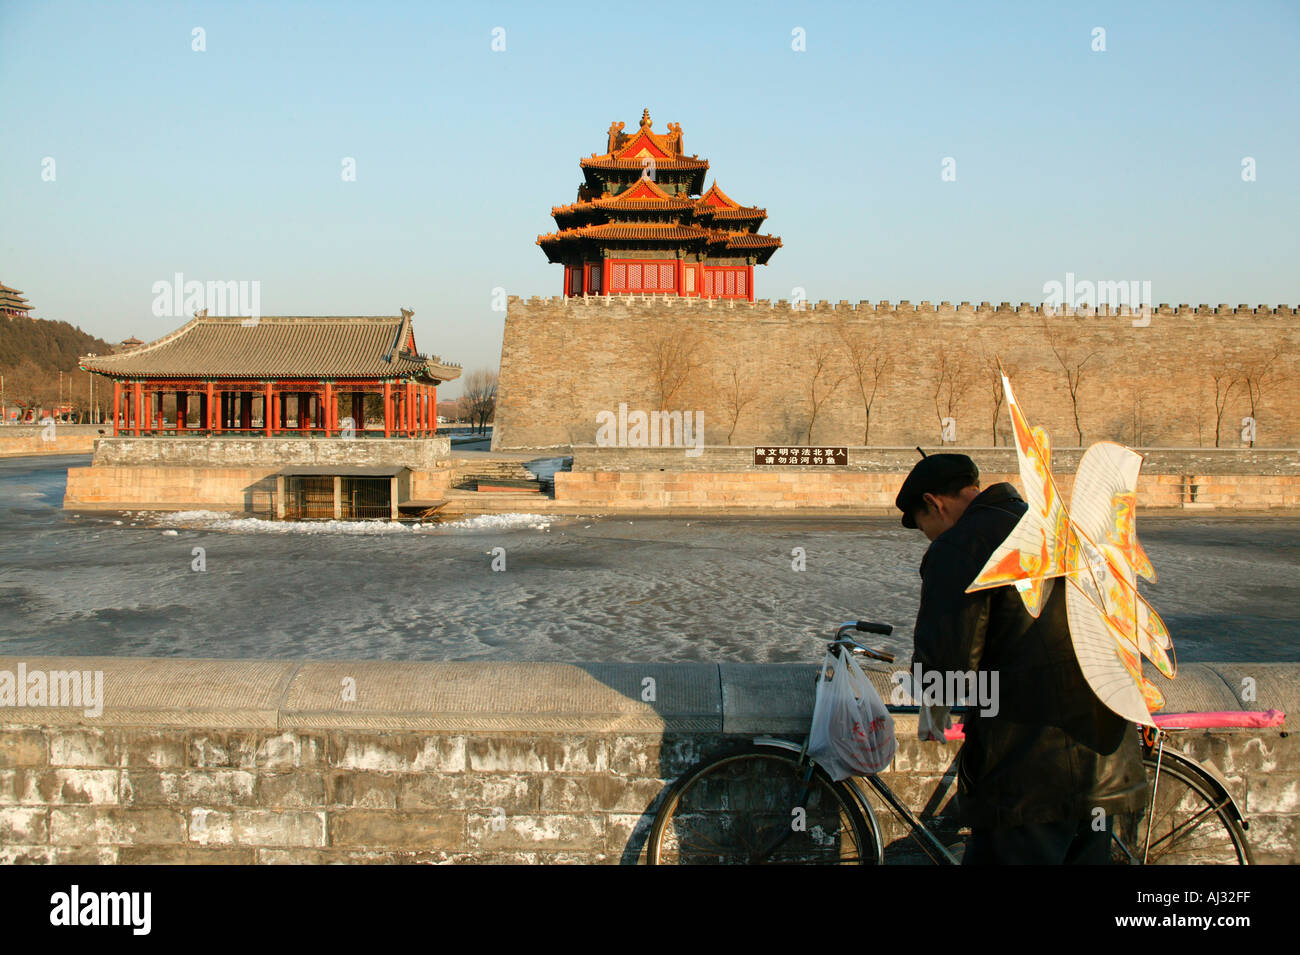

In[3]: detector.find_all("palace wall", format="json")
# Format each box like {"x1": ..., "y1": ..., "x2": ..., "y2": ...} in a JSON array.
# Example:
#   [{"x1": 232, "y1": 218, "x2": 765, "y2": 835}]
[
  {"x1": 493, "y1": 297, "x2": 1300, "y2": 451},
  {"x1": 1, "y1": 657, "x2": 1295, "y2": 864}
]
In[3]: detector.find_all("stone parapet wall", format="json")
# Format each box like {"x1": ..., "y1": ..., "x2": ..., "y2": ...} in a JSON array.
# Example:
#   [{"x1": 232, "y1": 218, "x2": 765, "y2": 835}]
[
  {"x1": 0, "y1": 657, "x2": 1295, "y2": 864},
  {"x1": 0, "y1": 425, "x2": 101, "y2": 457},
  {"x1": 494, "y1": 296, "x2": 1300, "y2": 450},
  {"x1": 554, "y1": 469, "x2": 1300, "y2": 511},
  {"x1": 92, "y1": 436, "x2": 451, "y2": 469},
  {"x1": 569, "y1": 446, "x2": 1300, "y2": 475}
]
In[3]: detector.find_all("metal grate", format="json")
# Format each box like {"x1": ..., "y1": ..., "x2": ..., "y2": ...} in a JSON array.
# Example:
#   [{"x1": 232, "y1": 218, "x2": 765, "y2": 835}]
[
  {"x1": 285, "y1": 476, "x2": 334, "y2": 520},
  {"x1": 342, "y1": 477, "x2": 391, "y2": 519}
]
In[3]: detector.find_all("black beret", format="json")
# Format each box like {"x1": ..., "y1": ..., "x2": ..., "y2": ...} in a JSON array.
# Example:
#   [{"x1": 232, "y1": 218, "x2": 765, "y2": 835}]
[{"x1": 895, "y1": 453, "x2": 980, "y2": 528}]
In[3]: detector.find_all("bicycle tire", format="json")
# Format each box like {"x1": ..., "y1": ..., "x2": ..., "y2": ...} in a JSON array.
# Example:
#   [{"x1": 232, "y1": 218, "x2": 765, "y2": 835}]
[
  {"x1": 646, "y1": 743, "x2": 877, "y2": 865},
  {"x1": 1112, "y1": 755, "x2": 1253, "y2": 865}
]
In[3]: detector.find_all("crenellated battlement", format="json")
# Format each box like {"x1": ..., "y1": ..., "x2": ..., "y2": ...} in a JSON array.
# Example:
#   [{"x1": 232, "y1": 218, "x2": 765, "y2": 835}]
[{"x1": 507, "y1": 294, "x2": 1298, "y2": 317}]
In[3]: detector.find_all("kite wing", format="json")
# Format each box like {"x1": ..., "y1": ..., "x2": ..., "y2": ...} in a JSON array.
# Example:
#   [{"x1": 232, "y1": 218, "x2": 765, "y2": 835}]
[
  {"x1": 966, "y1": 374, "x2": 1069, "y2": 616},
  {"x1": 1071, "y1": 442, "x2": 1176, "y2": 681},
  {"x1": 964, "y1": 373, "x2": 1177, "y2": 726}
]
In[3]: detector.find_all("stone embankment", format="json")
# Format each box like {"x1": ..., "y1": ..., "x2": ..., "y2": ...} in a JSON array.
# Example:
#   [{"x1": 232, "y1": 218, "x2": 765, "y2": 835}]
[
  {"x1": 60, "y1": 443, "x2": 1300, "y2": 515},
  {"x1": 0, "y1": 424, "x2": 101, "y2": 457},
  {"x1": 0, "y1": 657, "x2": 1295, "y2": 864}
]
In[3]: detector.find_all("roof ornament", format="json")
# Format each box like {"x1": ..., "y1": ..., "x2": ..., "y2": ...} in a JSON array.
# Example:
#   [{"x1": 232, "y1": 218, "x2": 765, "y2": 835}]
[
  {"x1": 606, "y1": 121, "x2": 624, "y2": 154},
  {"x1": 400, "y1": 307, "x2": 414, "y2": 320},
  {"x1": 639, "y1": 108, "x2": 652, "y2": 129},
  {"x1": 194, "y1": 307, "x2": 208, "y2": 319}
]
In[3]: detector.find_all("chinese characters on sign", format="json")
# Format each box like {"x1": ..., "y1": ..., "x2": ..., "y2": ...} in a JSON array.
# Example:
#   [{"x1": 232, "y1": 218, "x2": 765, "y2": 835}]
[{"x1": 753, "y1": 447, "x2": 848, "y2": 466}]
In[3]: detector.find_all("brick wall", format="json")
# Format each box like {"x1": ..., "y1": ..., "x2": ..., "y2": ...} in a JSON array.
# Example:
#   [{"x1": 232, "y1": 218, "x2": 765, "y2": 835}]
[{"x1": 494, "y1": 297, "x2": 1300, "y2": 450}]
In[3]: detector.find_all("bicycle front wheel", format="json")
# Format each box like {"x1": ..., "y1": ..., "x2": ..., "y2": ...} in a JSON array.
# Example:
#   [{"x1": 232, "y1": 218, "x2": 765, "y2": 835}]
[
  {"x1": 1112, "y1": 756, "x2": 1253, "y2": 864},
  {"x1": 646, "y1": 744, "x2": 876, "y2": 865}
]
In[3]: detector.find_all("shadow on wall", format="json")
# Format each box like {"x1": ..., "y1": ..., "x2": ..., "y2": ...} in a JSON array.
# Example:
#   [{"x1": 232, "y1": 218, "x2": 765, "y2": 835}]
[
  {"x1": 577, "y1": 662, "x2": 964, "y2": 865},
  {"x1": 243, "y1": 475, "x2": 278, "y2": 517}
]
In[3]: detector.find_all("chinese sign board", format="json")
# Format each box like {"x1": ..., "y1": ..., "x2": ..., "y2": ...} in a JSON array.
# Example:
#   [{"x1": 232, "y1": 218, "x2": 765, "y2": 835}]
[{"x1": 753, "y1": 447, "x2": 848, "y2": 466}]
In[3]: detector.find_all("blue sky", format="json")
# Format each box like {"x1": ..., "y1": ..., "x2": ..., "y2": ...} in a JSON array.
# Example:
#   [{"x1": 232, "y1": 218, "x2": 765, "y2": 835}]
[{"x1": 2, "y1": 0, "x2": 1297, "y2": 395}]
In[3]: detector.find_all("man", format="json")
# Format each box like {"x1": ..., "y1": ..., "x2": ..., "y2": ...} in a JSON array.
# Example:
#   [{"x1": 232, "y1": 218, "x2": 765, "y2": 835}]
[{"x1": 895, "y1": 452, "x2": 1148, "y2": 864}]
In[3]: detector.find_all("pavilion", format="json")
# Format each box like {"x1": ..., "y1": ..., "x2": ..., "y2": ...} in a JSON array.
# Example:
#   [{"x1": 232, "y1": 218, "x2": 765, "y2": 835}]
[{"x1": 79, "y1": 310, "x2": 460, "y2": 438}]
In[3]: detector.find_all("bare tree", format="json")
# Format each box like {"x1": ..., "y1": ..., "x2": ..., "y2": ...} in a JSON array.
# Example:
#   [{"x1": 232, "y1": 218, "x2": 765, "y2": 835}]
[
  {"x1": 837, "y1": 322, "x2": 890, "y2": 445},
  {"x1": 930, "y1": 344, "x2": 972, "y2": 445},
  {"x1": 461, "y1": 368, "x2": 499, "y2": 434},
  {"x1": 1045, "y1": 320, "x2": 1097, "y2": 446},
  {"x1": 1206, "y1": 349, "x2": 1238, "y2": 448},
  {"x1": 803, "y1": 340, "x2": 846, "y2": 445},
  {"x1": 979, "y1": 350, "x2": 1016, "y2": 445},
  {"x1": 1239, "y1": 343, "x2": 1284, "y2": 448},
  {"x1": 642, "y1": 325, "x2": 702, "y2": 411},
  {"x1": 717, "y1": 360, "x2": 758, "y2": 445}
]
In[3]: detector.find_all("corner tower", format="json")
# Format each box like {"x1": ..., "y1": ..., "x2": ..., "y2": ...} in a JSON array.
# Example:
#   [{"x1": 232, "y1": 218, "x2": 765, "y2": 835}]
[{"x1": 537, "y1": 109, "x2": 781, "y2": 300}]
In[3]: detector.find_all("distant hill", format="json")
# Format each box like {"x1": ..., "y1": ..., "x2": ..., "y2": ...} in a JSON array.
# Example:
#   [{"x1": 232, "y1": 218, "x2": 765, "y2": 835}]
[{"x1": 0, "y1": 314, "x2": 117, "y2": 418}]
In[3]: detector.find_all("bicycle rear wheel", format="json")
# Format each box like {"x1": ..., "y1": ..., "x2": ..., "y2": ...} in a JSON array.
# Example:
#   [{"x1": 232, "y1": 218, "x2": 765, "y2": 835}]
[
  {"x1": 1112, "y1": 756, "x2": 1252, "y2": 864},
  {"x1": 646, "y1": 744, "x2": 876, "y2": 865}
]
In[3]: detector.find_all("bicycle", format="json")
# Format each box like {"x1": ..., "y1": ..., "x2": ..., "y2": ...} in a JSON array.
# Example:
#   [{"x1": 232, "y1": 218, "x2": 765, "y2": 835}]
[{"x1": 646, "y1": 620, "x2": 1257, "y2": 865}]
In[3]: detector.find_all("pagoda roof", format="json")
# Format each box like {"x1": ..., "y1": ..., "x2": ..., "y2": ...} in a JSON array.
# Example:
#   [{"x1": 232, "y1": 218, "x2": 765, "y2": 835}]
[
  {"x1": 544, "y1": 111, "x2": 781, "y2": 266},
  {"x1": 693, "y1": 182, "x2": 767, "y2": 220},
  {"x1": 0, "y1": 282, "x2": 32, "y2": 312},
  {"x1": 716, "y1": 233, "x2": 783, "y2": 252},
  {"x1": 579, "y1": 110, "x2": 709, "y2": 194},
  {"x1": 538, "y1": 222, "x2": 713, "y2": 245},
  {"x1": 579, "y1": 155, "x2": 710, "y2": 172},
  {"x1": 551, "y1": 178, "x2": 697, "y2": 217},
  {"x1": 79, "y1": 313, "x2": 461, "y2": 383}
]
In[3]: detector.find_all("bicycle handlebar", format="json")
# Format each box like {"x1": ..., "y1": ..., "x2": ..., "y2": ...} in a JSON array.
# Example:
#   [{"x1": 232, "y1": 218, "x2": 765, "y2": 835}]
[{"x1": 831, "y1": 621, "x2": 895, "y2": 662}]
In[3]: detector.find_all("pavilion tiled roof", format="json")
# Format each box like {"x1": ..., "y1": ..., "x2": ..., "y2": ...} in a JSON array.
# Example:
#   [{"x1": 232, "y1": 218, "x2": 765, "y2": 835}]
[{"x1": 79, "y1": 314, "x2": 461, "y2": 383}]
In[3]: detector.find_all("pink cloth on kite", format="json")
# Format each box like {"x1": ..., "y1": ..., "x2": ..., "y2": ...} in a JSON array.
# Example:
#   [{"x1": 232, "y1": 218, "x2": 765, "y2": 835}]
[{"x1": 941, "y1": 709, "x2": 1285, "y2": 741}]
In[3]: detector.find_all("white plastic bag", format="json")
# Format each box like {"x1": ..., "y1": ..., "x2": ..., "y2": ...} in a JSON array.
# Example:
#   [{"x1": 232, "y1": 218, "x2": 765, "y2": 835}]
[{"x1": 807, "y1": 648, "x2": 897, "y2": 781}]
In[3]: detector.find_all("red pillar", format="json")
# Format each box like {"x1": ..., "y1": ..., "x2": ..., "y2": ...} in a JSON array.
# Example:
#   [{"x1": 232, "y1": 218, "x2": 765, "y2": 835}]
[
  {"x1": 112, "y1": 382, "x2": 121, "y2": 436},
  {"x1": 132, "y1": 383, "x2": 142, "y2": 435},
  {"x1": 324, "y1": 382, "x2": 334, "y2": 437},
  {"x1": 206, "y1": 383, "x2": 214, "y2": 431},
  {"x1": 747, "y1": 265, "x2": 754, "y2": 302},
  {"x1": 178, "y1": 391, "x2": 188, "y2": 431},
  {"x1": 602, "y1": 258, "x2": 611, "y2": 297},
  {"x1": 407, "y1": 383, "x2": 415, "y2": 436},
  {"x1": 432, "y1": 385, "x2": 438, "y2": 431},
  {"x1": 264, "y1": 383, "x2": 272, "y2": 437},
  {"x1": 383, "y1": 382, "x2": 392, "y2": 437}
]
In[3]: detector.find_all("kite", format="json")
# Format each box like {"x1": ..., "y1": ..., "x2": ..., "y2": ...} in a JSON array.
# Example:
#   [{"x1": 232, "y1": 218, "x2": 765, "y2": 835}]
[{"x1": 965, "y1": 370, "x2": 1176, "y2": 726}]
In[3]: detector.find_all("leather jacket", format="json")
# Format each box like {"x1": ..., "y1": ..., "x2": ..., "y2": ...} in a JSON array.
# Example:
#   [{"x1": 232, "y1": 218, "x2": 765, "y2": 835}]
[{"x1": 911, "y1": 482, "x2": 1149, "y2": 828}]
